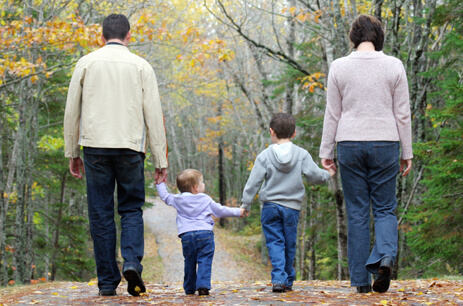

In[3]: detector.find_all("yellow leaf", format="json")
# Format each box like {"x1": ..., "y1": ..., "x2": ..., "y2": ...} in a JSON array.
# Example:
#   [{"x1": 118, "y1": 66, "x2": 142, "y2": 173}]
[
  {"x1": 31, "y1": 75, "x2": 39, "y2": 84},
  {"x1": 52, "y1": 292, "x2": 59, "y2": 295},
  {"x1": 71, "y1": 286, "x2": 77, "y2": 289},
  {"x1": 380, "y1": 300, "x2": 388, "y2": 305}
]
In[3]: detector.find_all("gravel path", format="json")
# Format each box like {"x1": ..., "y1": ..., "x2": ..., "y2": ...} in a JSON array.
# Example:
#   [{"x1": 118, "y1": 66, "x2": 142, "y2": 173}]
[{"x1": 143, "y1": 198, "x2": 244, "y2": 284}]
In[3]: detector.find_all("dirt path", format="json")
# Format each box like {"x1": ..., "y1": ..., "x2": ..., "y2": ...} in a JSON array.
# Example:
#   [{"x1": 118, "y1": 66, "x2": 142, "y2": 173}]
[{"x1": 2, "y1": 279, "x2": 462, "y2": 305}]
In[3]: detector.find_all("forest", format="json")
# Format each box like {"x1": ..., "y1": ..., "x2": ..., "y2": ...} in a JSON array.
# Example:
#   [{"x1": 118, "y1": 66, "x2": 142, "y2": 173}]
[{"x1": 0, "y1": 0, "x2": 462, "y2": 287}]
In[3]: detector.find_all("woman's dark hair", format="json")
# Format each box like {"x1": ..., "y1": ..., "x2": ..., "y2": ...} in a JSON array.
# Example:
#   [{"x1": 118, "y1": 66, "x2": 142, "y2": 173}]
[
  {"x1": 269, "y1": 113, "x2": 296, "y2": 139},
  {"x1": 349, "y1": 14, "x2": 384, "y2": 51},
  {"x1": 102, "y1": 14, "x2": 130, "y2": 41}
]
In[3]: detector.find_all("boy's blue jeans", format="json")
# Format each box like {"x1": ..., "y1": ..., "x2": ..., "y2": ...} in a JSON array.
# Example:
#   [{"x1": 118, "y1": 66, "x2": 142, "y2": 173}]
[
  {"x1": 180, "y1": 230, "x2": 215, "y2": 294},
  {"x1": 83, "y1": 152, "x2": 145, "y2": 291},
  {"x1": 337, "y1": 141, "x2": 400, "y2": 287},
  {"x1": 261, "y1": 203, "x2": 300, "y2": 287}
]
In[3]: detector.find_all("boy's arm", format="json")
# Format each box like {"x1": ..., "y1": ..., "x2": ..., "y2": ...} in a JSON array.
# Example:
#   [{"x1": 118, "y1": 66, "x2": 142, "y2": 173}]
[
  {"x1": 240, "y1": 156, "x2": 266, "y2": 212},
  {"x1": 210, "y1": 200, "x2": 242, "y2": 218},
  {"x1": 302, "y1": 152, "x2": 332, "y2": 184},
  {"x1": 156, "y1": 182, "x2": 176, "y2": 207}
]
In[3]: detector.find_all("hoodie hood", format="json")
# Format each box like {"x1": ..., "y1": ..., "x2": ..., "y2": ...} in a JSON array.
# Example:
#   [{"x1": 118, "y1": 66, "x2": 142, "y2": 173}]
[{"x1": 269, "y1": 142, "x2": 299, "y2": 173}]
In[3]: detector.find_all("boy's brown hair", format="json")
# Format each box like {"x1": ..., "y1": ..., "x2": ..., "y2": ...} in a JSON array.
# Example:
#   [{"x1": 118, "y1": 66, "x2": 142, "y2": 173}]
[
  {"x1": 269, "y1": 112, "x2": 296, "y2": 139},
  {"x1": 177, "y1": 169, "x2": 202, "y2": 193}
]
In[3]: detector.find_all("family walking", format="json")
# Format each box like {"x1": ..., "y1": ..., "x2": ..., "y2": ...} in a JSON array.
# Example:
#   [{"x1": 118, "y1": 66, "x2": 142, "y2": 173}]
[{"x1": 63, "y1": 13, "x2": 412, "y2": 297}]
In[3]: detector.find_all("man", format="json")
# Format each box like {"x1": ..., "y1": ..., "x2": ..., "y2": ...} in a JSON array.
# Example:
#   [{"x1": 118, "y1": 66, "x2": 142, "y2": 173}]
[{"x1": 64, "y1": 14, "x2": 168, "y2": 297}]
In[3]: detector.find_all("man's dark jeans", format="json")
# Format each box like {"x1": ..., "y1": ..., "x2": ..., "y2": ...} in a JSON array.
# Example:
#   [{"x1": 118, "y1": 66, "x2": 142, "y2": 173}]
[{"x1": 83, "y1": 151, "x2": 145, "y2": 291}]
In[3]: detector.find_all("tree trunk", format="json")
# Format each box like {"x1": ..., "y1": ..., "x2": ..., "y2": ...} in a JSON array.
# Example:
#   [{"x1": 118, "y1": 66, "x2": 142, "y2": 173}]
[
  {"x1": 51, "y1": 172, "x2": 67, "y2": 281},
  {"x1": 330, "y1": 172, "x2": 349, "y2": 280},
  {"x1": 307, "y1": 194, "x2": 317, "y2": 280}
]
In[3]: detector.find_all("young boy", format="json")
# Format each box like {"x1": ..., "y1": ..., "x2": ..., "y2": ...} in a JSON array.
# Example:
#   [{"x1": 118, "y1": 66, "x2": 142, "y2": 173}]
[
  {"x1": 156, "y1": 169, "x2": 245, "y2": 296},
  {"x1": 241, "y1": 112, "x2": 335, "y2": 293}
]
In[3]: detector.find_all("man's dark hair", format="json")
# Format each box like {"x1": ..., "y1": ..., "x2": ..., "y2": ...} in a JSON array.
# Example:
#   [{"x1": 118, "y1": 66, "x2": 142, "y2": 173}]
[
  {"x1": 349, "y1": 14, "x2": 384, "y2": 51},
  {"x1": 102, "y1": 14, "x2": 130, "y2": 41},
  {"x1": 269, "y1": 113, "x2": 296, "y2": 139}
]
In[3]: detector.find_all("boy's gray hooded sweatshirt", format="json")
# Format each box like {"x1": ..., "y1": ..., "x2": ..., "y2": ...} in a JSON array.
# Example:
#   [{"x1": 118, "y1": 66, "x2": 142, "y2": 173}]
[{"x1": 241, "y1": 143, "x2": 330, "y2": 212}]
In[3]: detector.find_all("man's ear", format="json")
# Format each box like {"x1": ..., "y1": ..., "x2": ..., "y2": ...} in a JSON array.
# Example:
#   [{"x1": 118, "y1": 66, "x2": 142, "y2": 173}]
[
  {"x1": 124, "y1": 31, "x2": 132, "y2": 45},
  {"x1": 291, "y1": 130, "x2": 297, "y2": 138},
  {"x1": 101, "y1": 34, "x2": 107, "y2": 45}
]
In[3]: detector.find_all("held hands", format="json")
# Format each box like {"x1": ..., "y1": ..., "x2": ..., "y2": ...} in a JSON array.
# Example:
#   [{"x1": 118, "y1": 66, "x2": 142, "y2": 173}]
[
  {"x1": 155, "y1": 168, "x2": 168, "y2": 184},
  {"x1": 239, "y1": 208, "x2": 250, "y2": 218},
  {"x1": 321, "y1": 158, "x2": 337, "y2": 177},
  {"x1": 69, "y1": 157, "x2": 85, "y2": 179}
]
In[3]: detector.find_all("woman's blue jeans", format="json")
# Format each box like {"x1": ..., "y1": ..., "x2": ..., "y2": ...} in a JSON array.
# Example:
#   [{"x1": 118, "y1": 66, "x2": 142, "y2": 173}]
[
  {"x1": 180, "y1": 230, "x2": 215, "y2": 294},
  {"x1": 261, "y1": 203, "x2": 300, "y2": 286},
  {"x1": 337, "y1": 141, "x2": 400, "y2": 287},
  {"x1": 83, "y1": 152, "x2": 145, "y2": 291}
]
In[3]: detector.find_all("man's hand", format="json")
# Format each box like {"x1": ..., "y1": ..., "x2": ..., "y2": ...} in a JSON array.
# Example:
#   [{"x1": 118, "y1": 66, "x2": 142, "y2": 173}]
[
  {"x1": 69, "y1": 157, "x2": 85, "y2": 179},
  {"x1": 400, "y1": 159, "x2": 412, "y2": 177},
  {"x1": 155, "y1": 168, "x2": 168, "y2": 184}
]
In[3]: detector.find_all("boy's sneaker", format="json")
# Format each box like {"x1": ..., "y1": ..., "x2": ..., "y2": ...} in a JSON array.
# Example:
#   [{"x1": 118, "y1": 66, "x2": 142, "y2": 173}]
[
  {"x1": 123, "y1": 266, "x2": 146, "y2": 296},
  {"x1": 198, "y1": 288, "x2": 209, "y2": 295},
  {"x1": 272, "y1": 284, "x2": 286, "y2": 293},
  {"x1": 285, "y1": 285, "x2": 293, "y2": 291}
]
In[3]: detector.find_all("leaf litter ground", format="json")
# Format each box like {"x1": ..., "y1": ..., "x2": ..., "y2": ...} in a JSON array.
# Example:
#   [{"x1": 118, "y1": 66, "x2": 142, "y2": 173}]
[{"x1": 1, "y1": 278, "x2": 462, "y2": 305}]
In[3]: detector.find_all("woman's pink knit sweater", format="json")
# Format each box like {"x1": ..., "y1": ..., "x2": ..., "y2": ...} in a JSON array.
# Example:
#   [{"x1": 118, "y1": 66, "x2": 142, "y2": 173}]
[{"x1": 319, "y1": 51, "x2": 413, "y2": 160}]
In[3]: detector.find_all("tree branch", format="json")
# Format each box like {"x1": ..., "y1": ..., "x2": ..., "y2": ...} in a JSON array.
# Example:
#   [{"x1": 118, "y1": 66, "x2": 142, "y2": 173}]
[{"x1": 205, "y1": 0, "x2": 312, "y2": 76}]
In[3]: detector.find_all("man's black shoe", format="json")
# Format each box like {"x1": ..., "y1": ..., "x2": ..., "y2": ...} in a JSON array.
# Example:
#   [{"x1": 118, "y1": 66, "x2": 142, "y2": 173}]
[
  {"x1": 285, "y1": 285, "x2": 293, "y2": 291},
  {"x1": 373, "y1": 256, "x2": 393, "y2": 293},
  {"x1": 99, "y1": 289, "x2": 116, "y2": 296},
  {"x1": 123, "y1": 267, "x2": 146, "y2": 296},
  {"x1": 198, "y1": 288, "x2": 209, "y2": 295},
  {"x1": 356, "y1": 285, "x2": 372, "y2": 293},
  {"x1": 272, "y1": 283, "x2": 286, "y2": 293}
]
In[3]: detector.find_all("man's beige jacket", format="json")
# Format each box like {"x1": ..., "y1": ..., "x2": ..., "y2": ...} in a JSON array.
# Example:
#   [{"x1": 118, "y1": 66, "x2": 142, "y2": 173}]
[{"x1": 64, "y1": 44, "x2": 168, "y2": 169}]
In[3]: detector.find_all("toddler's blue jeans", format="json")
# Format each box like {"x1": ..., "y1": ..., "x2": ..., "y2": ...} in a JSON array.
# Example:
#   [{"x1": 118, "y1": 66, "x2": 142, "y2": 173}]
[{"x1": 180, "y1": 230, "x2": 215, "y2": 294}]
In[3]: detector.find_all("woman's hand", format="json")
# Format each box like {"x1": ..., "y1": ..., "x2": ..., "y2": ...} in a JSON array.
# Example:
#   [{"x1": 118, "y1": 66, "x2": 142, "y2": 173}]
[
  {"x1": 322, "y1": 158, "x2": 337, "y2": 172},
  {"x1": 400, "y1": 159, "x2": 412, "y2": 176}
]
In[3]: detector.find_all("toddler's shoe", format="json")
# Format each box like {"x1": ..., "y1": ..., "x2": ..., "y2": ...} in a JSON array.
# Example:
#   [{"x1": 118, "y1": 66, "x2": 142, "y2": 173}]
[
  {"x1": 198, "y1": 288, "x2": 209, "y2": 295},
  {"x1": 356, "y1": 285, "x2": 372, "y2": 293},
  {"x1": 272, "y1": 283, "x2": 286, "y2": 293}
]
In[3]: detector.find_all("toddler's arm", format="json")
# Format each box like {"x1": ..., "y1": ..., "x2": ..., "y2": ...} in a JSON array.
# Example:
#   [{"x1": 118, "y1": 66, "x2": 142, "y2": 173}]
[
  {"x1": 210, "y1": 200, "x2": 242, "y2": 218},
  {"x1": 156, "y1": 182, "x2": 176, "y2": 207}
]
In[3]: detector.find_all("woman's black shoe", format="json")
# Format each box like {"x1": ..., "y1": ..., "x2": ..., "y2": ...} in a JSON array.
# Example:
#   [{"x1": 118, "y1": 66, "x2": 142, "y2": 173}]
[
  {"x1": 356, "y1": 285, "x2": 372, "y2": 293},
  {"x1": 373, "y1": 256, "x2": 393, "y2": 293}
]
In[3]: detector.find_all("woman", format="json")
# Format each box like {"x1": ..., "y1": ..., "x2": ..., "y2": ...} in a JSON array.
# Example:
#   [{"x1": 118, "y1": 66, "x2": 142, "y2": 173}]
[{"x1": 319, "y1": 14, "x2": 413, "y2": 293}]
